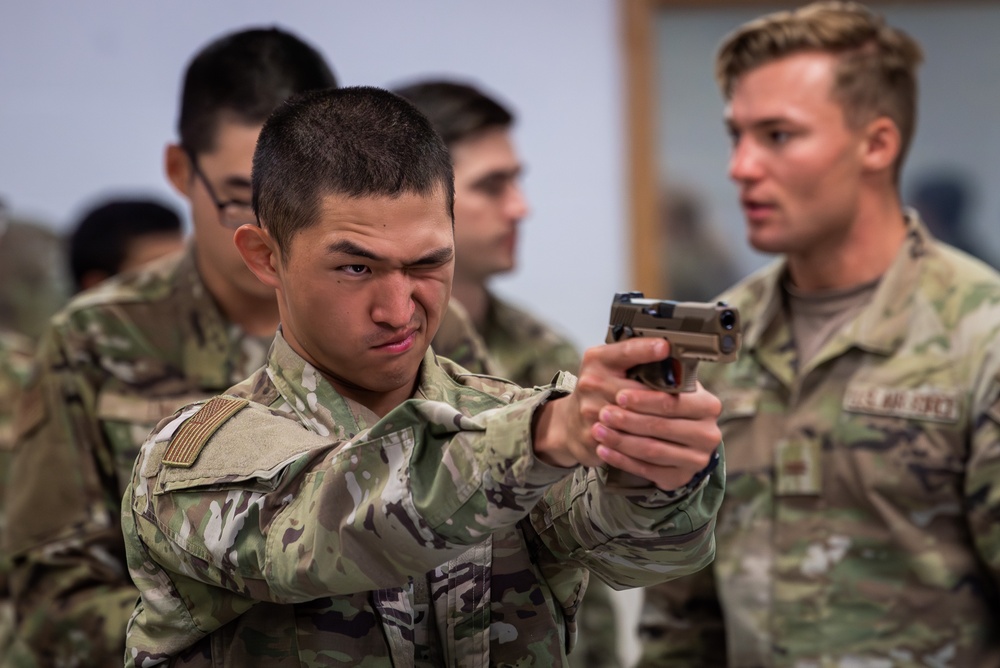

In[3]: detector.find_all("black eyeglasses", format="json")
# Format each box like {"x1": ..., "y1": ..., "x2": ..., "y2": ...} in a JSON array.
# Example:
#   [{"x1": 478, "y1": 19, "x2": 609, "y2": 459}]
[{"x1": 185, "y1": 149, "x2": 257, "y2": 230}]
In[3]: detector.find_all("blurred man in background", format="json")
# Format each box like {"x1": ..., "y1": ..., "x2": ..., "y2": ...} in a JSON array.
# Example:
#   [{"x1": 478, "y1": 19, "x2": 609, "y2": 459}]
[
  {"x1": 638, "y1": 2, "x2": 1000, "y2": 665},
  {"x1": 397, "y1": 79, "x2": 621, "y2": 668},
  {"x1": 67, "y1": 197, "x2": 185, "y2": 292},
  {"x1": 3, "y1": 27, "x2": 339, "y2": 666}
]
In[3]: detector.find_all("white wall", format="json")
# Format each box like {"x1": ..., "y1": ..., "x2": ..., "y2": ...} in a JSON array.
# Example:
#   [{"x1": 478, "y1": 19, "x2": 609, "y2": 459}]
[{"x1": 0, "y1": 0, "x2": 627, "y2": 351}]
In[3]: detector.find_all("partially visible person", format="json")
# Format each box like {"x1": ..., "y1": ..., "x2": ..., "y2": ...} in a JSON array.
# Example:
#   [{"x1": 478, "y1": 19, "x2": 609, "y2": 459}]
[
  {"x1": 395, "y1": 79, "x2": 581, "y2": 388},
  {"x1": 3, "y1": 27, "x2": 339, "y2": 667},
  {"x1": 68, "y1": 197, "x2": 185, "y2": 292},
  {"x1": 123, "y1": 84, "x2": 725, "y2": 667},
  {"x1": 638, "y1": 2, "x2": 1000, "y2": 666},
  {"x1": 907, "y1": 171, "x2": 998, "y2": 268},
  {"x1": 0, "y1": 328, "x2": 34, "y2": 664},
  {"x1": 0, "y1": 200, "x2": 70, "y2": 667},
  {"x1": 397, "y1": 79, "x2": 620, "y2": 666},
  {"x1": 0, "y1": 199, "x2": 70, "y2": 340}
]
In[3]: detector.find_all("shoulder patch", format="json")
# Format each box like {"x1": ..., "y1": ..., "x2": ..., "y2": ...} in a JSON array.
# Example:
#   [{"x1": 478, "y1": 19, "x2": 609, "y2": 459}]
[{"x1": 162, "y1": 397, "x2": 249, "y2": 467}]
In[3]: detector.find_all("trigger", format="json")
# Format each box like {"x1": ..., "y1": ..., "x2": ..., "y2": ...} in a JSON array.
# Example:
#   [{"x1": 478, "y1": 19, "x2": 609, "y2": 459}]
[{"x1": 663, "y1": 358, "x2": 682, "y2": 388}]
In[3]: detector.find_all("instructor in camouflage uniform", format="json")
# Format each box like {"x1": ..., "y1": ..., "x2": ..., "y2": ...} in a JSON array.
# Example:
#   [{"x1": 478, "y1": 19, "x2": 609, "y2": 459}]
[
  {"x1": 638, "y1": 2, "x2": 1000, "y2": 666},
  {"x1": 123, "y1": 86, "x2": 725, "y2": 666},
  {"x1": 3, "y1": 28, "x2": 338, "y2": 666}
]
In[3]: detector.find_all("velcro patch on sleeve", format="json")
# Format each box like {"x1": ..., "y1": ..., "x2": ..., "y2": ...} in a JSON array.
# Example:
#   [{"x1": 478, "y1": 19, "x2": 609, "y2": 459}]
[{"x1": 162, "y1": 397, "x2": 249, "y2": 468}]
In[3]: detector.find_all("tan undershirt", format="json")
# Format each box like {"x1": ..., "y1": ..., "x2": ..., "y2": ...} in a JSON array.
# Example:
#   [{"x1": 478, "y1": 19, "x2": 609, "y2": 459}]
[{"x1": 785, "y1": 275, "x2": 881, "y2": 367}]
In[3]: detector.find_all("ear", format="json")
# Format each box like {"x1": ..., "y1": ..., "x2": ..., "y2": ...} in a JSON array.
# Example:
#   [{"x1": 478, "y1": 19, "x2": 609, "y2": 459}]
[
  {"x1": 165, "y1": 144, "x2": 193, "y2": 197},
  {"x1": 860, "y1": 116, "x2": 900, "y2": 175},
  {"x1": 234, "y1": 224, "x2": 282, "y2": 290}
]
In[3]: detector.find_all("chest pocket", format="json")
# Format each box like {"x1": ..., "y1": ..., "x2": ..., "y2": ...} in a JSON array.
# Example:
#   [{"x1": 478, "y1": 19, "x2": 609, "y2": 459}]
[
  {"x1": 98, "y1": 390, "x2": 211, "y2": 491},
  {"x1": 716, "y1": 387, "x2": 767, "y2": 473}
]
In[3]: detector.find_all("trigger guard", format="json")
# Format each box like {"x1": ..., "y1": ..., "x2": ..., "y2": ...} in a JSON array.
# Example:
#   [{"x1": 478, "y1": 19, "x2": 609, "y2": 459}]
[{"x1": 627, "y1": 358, "x2": 682, "y2": 391}]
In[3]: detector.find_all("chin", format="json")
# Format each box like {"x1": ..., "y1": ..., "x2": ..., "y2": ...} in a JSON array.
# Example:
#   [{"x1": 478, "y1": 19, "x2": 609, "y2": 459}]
[{"x1": 747, "y1": 231, "x2": 789, "y2": 256}]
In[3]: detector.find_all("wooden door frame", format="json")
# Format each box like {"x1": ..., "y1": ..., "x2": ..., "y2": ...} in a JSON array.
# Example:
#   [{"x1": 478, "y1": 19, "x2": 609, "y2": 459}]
[{"x1": 620, "y1": 0, "x2": 971, "y2": 294}]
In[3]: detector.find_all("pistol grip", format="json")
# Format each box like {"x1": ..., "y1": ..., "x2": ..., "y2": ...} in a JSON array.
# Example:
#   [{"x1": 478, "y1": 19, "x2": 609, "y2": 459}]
[{"x1": 678, "y1": 359, "x2": 699, "y2": 393}]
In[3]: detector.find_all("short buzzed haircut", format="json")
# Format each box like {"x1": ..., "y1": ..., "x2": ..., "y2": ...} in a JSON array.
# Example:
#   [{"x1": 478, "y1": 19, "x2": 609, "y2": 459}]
[
  {"x1": 716, "y1": 1, "x2": 923, "y2": 180},
  {"x1": 179, "y1": 27, "x2": 337, "y2": 156},
  {"x1": 252, "y1": 86, "x2": 454, "y2": 256},
  {"x1": 392, "y1": 80, "x2": 514, "y2": 149}
]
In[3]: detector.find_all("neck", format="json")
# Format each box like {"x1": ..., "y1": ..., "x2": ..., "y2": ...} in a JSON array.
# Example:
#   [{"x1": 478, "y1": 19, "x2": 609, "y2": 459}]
[
  {"x1": 196, "y1": 254, "x2": 280, "y2": 337},
  {"x1": 786, "y1": 194, "x2": 907, "y2": 293},
  {"x1": 340, "y1": 382, "x2": 417, "y2": 419},
  {"x1": 450, "y1": 278, "x2": 491, "y2": 331}
]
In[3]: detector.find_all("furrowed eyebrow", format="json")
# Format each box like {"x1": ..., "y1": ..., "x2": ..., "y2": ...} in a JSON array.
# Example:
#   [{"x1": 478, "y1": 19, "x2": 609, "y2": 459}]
[
  {"x1": 325, "y1": 240, "x2": 453, "y2": 267},
  {"x1": 409, "y1": 246, "x2": 454, "y2": 267},
  {"x1": 326, "y1": 239, "x2": 381, "y2": 261}
]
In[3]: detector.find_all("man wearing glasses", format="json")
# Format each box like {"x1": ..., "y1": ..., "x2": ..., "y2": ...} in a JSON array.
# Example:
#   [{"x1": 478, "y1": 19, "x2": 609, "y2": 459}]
[{"x1": 2, "y1": 28, "x2": 338, "y2": 666}]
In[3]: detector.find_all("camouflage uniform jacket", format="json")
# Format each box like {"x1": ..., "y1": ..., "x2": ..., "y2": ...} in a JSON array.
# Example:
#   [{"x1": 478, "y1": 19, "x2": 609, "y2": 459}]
[
  {"x1": 0, "y1": 329, "x2": 34, "y2": 662},
  {"x1": 123, "y1": 331, "x2": 724, "y2": 667},
  {"x1": 437, "y1": 297, "x2": 619, "y2": 668},
  {"x1": 0, "y1": 217, "x2": 70, "y2": 340},
  {"x1": 4, "y1": 247, "x2": 271, "y2": 666},
  {"x1": 432, "y1": 299, "x2": 497, "y2": 376},
  {"x1": 638, "y1": 214, "x2": 1000, "y2": 667},
  {"x1": 483, "y1": 293, "x2": 581, "y2": 388}
]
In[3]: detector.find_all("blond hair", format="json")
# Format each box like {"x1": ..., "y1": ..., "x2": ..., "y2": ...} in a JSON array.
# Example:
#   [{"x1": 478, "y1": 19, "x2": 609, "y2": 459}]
[{"x1": 716, "y1": 1, "x2": 923, "y2": 177}]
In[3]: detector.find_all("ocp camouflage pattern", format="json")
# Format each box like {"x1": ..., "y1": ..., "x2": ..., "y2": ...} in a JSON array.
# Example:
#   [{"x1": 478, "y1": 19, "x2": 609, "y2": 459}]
[
  {"x1": 3, "y1": 247, "x2": 271, "y2": 667},
  {"x1": 638, "y1": 214, "x2": 1000, "y2": 667},
  {"x1": 123, "y1": 331, "x2": 724, "y2": 666},
  {"x1": 0, "y1": 217, "x2": 70, "y2": 340},
  {"x1": 483, "y1": 293, "x2": 582, "y2": 388},
  {"x1": 477, "y1": 294, "x2": 621, "y2": 668},
  {"x1": 3, "y1": 245, "x2": 495, "y2": 667},
  {"x1": 0, "y1": 329, "x2": 35, "y2": 665}
]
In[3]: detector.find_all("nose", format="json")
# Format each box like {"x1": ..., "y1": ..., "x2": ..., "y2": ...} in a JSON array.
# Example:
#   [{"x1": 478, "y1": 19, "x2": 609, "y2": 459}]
[
  {"x1": 504, "y1": 182, "x2": 529, "y2": 222},
  {"x1": 371, "y1": 273, "x2": 415, "y2": 329},
  {"x1": 728, "y1": 136, "x2": 763, "y2": 184}
]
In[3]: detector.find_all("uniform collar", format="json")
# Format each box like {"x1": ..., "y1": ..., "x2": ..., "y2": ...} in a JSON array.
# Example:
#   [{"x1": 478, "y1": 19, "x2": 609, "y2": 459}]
[
  {"x1": 848, "y1": 211, "x2": 930, "y2": 355},
  {"x1": 742, "y1": 210, "x2": 931, "y2": 359},
  {"x1": 265, "y1": 330, "x2": 449, "y2": 438}
]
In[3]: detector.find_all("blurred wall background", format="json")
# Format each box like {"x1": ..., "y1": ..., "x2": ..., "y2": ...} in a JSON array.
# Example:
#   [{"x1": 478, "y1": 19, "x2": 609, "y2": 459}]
[
  {"x1": 656, "y1": 3, "x2": 1000, "y2": 278},
  {"x1": 0, "y1": 0, "x2": 625, "y2": 352}
]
